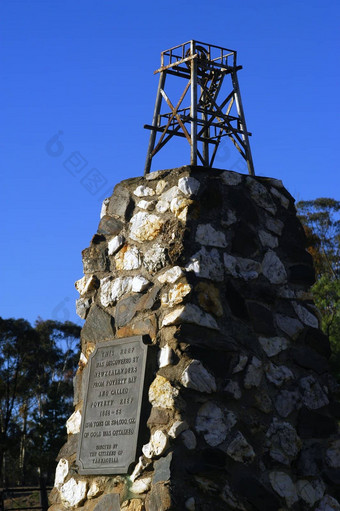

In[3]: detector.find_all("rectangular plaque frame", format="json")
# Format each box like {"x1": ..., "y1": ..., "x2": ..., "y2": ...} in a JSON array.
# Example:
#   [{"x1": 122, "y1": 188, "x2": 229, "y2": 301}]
[{"x1": 77, "y1": 336, "x2": 148, "y2": 474}]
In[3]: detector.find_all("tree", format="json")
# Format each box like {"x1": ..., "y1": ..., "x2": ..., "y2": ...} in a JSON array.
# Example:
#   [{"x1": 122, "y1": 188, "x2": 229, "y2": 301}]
[
  {"x1": 0, "y1": 317, "x2": 80, "y2": 486},
  {"x1": 297, "y1": 198, "x2": 340, "y2": 381}
]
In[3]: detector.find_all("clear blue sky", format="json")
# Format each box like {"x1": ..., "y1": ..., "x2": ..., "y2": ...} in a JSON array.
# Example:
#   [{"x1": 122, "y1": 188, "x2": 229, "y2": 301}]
[{"x1": 1, "y1": 0, "x2": 339, "y2": 327}]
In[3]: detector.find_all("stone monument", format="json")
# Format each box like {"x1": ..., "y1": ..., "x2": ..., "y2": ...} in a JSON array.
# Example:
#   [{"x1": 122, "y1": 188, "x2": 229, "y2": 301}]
[
  {"x1": 49, "y1": 41, "x2": 340, "y2": 511},
  {"x1": 49, "y1": 165, "x2": 340, "y2": 511}
]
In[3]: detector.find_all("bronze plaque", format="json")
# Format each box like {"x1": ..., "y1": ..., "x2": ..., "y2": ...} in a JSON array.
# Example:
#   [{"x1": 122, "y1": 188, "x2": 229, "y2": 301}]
[{"x1": 77, "y1": 336, "x2": 148, "y2": 474}]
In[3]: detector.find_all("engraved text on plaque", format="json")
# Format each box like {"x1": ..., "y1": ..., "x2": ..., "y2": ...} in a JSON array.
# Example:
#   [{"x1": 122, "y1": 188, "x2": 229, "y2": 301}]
[{"x1": 77, "y1": 336, "x2": 147, "y2": 474}]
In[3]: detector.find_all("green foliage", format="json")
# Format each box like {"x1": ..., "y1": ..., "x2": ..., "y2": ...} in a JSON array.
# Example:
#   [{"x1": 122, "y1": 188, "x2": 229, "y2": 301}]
[
  {"x1": 297, "y1": 198, "x2": 340, "y2": 381},
  {"x1": 0, "y1": 317, "x2": 80, "y2": 486}
]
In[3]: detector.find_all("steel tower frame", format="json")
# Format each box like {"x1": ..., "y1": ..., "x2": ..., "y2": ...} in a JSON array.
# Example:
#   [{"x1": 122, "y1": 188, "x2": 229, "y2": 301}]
[{"x1": 144, "y1": 40, "x2": 255, "y2": 176}]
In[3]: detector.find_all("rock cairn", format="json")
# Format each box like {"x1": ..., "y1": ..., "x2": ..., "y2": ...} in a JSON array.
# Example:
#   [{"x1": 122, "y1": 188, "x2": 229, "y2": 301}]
[{"x1": 49, "y1": 166, "x2": 340, "y2": 511}]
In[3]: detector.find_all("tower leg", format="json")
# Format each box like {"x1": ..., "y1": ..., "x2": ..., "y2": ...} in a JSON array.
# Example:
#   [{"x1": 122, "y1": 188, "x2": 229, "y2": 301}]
[
  {"x1": 231, "y1": 70, "x2": 255, "y2": 176},
  {"x1": 190, "y1": 41, "x2": 197, "y2": 166},
  {"x1": 144, "y1": 72, "x2": 166, "y2": 175}
]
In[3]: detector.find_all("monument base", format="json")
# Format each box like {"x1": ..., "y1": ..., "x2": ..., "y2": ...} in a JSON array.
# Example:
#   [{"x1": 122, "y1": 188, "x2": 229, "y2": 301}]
[{"x1": 50, "y1": 166, "x2": 340, "y2": 511}]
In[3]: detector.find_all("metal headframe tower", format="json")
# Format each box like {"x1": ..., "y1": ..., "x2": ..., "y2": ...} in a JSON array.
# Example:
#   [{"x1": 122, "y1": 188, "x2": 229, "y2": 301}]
[{"x1": 144, "y1": 40, "x2": 255, "y2": 176}]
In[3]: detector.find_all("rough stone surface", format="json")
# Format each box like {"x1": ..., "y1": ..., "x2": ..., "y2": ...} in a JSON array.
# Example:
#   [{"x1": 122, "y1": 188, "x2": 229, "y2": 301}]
[
  {"x1": 226, "y1": 432, "x2": 255, "y2": 463},
  {"x1": 108, "y1": 234, "x2": 125, "y2": 255},
  {"x1": 54, "y1": 459, "x2": 69, "y2": 489},
  {"x1": 60, "y1": 478, "x2": 87, "y2": 507},
  {"x1": 262, "y1": 250, "x2": 287, "y2": 284},
  {"x1": 196, "y1": 402, "x2": 236, "y2": 447},
  {"x1": 186, "y1": 247, "x2": 224, "y2": 281},
  {"x1": 195, "y1": 224, "x2": 227, "y2": 248},
  {"x1": 267, "y1": 419, "x2": 301, "y2": 464},
  {"x1": 115, "y1": 245, "x2": 142, "y2": 270},
  {"x1": 53, "y1": 166, "x2": 340, "y2": 511},
  {"x1": 181, "y1": 360, "x2": 217, "y2": 393},
  {"x1": 129, "y1": 212, "x2": 164, "y2": 242},
  {"x1": 244, "y1": 357, "x2": 263, "y2": 388},
  {"x1": 269, "y1": 471, "x2": 298, "y2": 506},
  {"x1": 80, "y1": 304, "x2": 114, "y2": 342},
  {"x1": 92, "y1": 493, "x2": 120, "y2": 511},
  {"x1": 157, "y1": 266, "x2": 183, "y2": 284},
  {"x1": 181, "y1": 429, "x2": 197, "y2": 450},
  {"x1": 149, "y1": 375, "x2": 179, "y2": 409},
  {"x1": 259, "y1": 336, "x2": 289, "y2": 357},
  {"x1": 66, "y1": 410, "x2": 81, "y2": 435},
  {"x1": 161, "y1": 304, "x2": 219, "y2": 330}
]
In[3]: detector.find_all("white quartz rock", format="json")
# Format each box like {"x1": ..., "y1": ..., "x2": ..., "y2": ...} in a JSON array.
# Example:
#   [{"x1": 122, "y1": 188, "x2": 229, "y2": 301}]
[
  {"x1": 300, "y1": 375, "x2": 329, "y2": 409},
  {"x1": 115, "y1": 245, "x2": 142, "y2": 270},
  {"x1": 178, "y1": 176, "x2": 200, "y2": 196},
  {"x1": 265, "y1": 216, "x2": 284, "y2": 235},
  {"x1": 87, "y1": 480, "x2": 102, "y2": 499},
  {"x1": 259, "y1": 230, "x2": 278, "y2": 249},
  {"x1": 161, "y1": 185, "x2": 180, "y2": 202},
  {"x1": 161, "y1": 282, "x2": 192, "y2": 307},
  {"x1": 130, "y1": 476, "x2": 152, "y2": 494},
  {"x1": 168, "y1": 420, "x2": 188, "y2": 439},
  {"x1": 130, "y1": 456, "x2": 151, "y2": 482},
  {"x1": 262, "y1": 250, "x2": 287, "y2": 284},
  {"x1": 149, "y1": 375, "x2": 179, "y2": 409},
  {"x1": 66, "y1": 410, "x2": 81, "y2": 435},
  {"x1": 196, "y1": 402, "x2": 236, "y2": 447},
  {"x1": 159, "y1": 345, "x2": 174, "y2": 368},
  {"x1": 221, "y1": 209, "x2": 237, "y2": 227},
  {"x1": 110, "y1": 277, "x2": 133, "y2": 302},
  {"x1": 297, "y1": 479, "x2": 325, "y2": 506},
  {"x1": 185, "y1": 497, "x2": 196, "y2": 511},
  {"x1": 54, "y1": 458, "x2": 69, "y2": 489},
  {"x1": 75, "y1": 275, "x2": 98, "y2": 296},
  {"x1": 220, "y1": 171, "x2": 242, "y2": 186},
  {"x1": 244, "y1": 357, "x2": 263, "y2": 388},
  {"x1": 326, "y1": 439, "x2": 340, "y2": 468},
  {"x1": 137, "y1": 199, "x2": 155, "y2": 210},
  {"x1": 143, "y1": 243, "x2": 167, "y2": 273},
  {"x1": 195, "y1": 224, "x2": 227, "y2": 248},
  {"x1": 224, "y1": 254, "x2": 260, "y2": 280},
  {"x1": 275, "y1": 390, "x2": 301, "y2": 417},
  {"x1": 100, "y1": 197, "x2": 109, "y2": 219},
  {"x1": 156, "y1": 199, "x2": 169, "y2": 213},
  {"x1": 129, "y1": 212, "x2": 164, "y2": 242},
  {"x1": 156, "y1": 179, "x2": 167, "y2": 194},
  {"x1": 227, "y1": 432, "x2": 255, "y2": 463},
  {"x1": 224, "y1": 380, "x2": 242, "y2": 400},
  {"x1": 161, "y1": 304, "x2": 219, "y2": 330},
  {"x1": 108, "y1": 234, "x2": 125, "y2": 255},
  {"x1": 181, "y1": 430, "x2": 197, "y2": 450},
  {"x1": 131, "y1": 276, "x2": 150, "y2": 293},
  {"x1": 275, "y1": 314, "x2": 304, "y2": 338},
  {"x1": 186, "y1": 247, "x2": 224, "y2": 281},
  {"x1": 133, "y1": 185, "x2": 155, "y2": 197},
  {"x1": 266, "y1": 362, "x2": 294, "y2": 387},
  {"x1": 60, "y1": 478, "x2": 87, "y2": 507},
  {"x1": 100, "y1": 276, "x2": 114, "y2": 307},
  {"x1": 181, "y1": 360, "x2": 217, "y2": 393},
  {"x1": 259, "y1": 336, "x2": 289, "y2": 357},
  {"x1": 157, "y1": 266, "x2": 184, "y2": 284},
  {"x1": 247, "y1": 179, "x2": 277, "y2": 215},
  {"x1": 270, "y1": 186, "x2": 290, "y2": 208},
  {"x1": 269, "y1": 471, "x2": 298, "y2": 506},
  {"x1": 266, "y1": 418, "x2": 301, "y2": 464},
  {"x1": 293, "y1": 302, "x2": 319, "y2": 328},
  {"x1": 232, "y1": 355, "x2": 248, "y2": 374},
  {"x1": 142, "y1": 430, "x2": 169, "y2": 458},
  {"x1": 316, "y1": 495, "x2": 340, "y2": 511}
]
